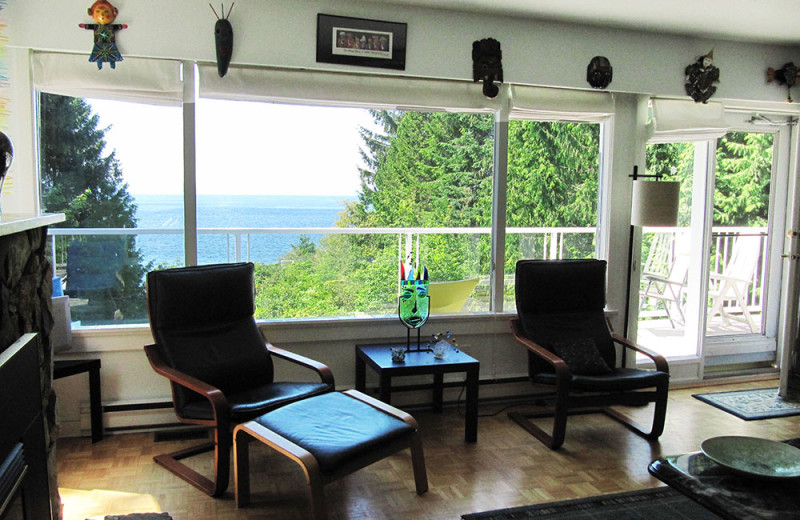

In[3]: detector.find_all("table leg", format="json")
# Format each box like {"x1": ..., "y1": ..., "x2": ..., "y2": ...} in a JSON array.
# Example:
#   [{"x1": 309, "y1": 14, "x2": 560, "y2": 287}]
[
  {"x1": 89, "y1": 363, "x2": 103, "y2": 443},
  {"x1": 433, "y1": 373, "x2": 443, "y2": 413},
  {"x1": 465, "y1": 366, "x2": 479, "y2": 443},
  {"x1": 379, "y1": 373, "x2": 391, "y2": 404},
  {"x1": 355, "y1": 354, "x2": 366, "y2": 393}
]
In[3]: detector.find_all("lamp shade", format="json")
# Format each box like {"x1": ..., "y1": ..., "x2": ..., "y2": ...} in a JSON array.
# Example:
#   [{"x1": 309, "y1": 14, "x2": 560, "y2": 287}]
[{"x1": 631, "y1": 180, "x2": 679, "y2": 227}]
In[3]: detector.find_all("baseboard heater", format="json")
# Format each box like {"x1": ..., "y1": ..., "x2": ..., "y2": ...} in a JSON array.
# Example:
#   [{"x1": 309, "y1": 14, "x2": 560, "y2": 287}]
[
  {"x1": 98, "y1": 376, "x2": 536, "y2": 434},
  {"x1": 103, "y1": 400, "x2": 173, "y2": 413}
]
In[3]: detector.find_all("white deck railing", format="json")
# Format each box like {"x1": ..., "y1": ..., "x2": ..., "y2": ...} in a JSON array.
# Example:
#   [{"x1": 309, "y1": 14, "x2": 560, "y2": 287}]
[{"x1": 47, "y1": 226, "x2": 598, "y2": 268}]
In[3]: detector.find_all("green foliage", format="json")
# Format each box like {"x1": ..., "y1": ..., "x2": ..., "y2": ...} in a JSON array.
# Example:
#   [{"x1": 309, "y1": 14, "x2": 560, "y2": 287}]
[
  {"x1": 714, "y1": 132, "x2": 772, "y2": 226},
  {"x1": 39, "y1": 94, "x2": 150, "y2": 324},
  {"x1": 254, "y1": 112, "x2": 603, "y2": 318},
  {"x1": 505, "y1": 121, "x2": 600, "y2": 266},
  {"x1": 507, "y1": 121, "x2": 600, "y2": 228},
  {"x1": 645, "y1": 133, "x2": 773, "y2": 228}
]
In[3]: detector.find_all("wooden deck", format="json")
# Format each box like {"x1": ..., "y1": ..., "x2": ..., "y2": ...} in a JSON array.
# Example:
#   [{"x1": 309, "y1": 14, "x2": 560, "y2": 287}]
[{"x1": 636, "y1": 313, "x2": 761, "y2": 358}]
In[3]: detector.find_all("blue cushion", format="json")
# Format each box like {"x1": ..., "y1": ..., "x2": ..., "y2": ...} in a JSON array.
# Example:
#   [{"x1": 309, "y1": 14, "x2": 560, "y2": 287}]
[{"x1": 254, "y1": 392, "x2": 415, "y2": 475}]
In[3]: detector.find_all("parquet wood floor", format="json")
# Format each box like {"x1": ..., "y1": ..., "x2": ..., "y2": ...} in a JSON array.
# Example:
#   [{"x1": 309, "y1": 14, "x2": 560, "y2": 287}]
[{"x1": 57, "y1": 379, "x2": 798, "y2": 520}]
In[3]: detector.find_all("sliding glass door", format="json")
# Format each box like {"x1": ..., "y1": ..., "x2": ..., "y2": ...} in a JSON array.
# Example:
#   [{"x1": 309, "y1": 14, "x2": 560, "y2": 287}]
[{"x1": 637, "y1": 114, "x2": 791, "y2": 372}]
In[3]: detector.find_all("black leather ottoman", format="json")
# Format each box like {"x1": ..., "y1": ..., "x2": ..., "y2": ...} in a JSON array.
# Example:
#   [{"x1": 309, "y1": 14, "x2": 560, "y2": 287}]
[{"x1": 233, "y1": 389, "x2": 427, "y2": 519}]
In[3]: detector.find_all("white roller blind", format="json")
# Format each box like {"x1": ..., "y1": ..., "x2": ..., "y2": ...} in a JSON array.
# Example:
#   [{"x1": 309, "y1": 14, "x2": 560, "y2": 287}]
[
  {"x1": 32, "y1": 52, "x2": 183, "y2": 106},
  {"x1": 509, "y1": 84, "x2": 614, "y2": 122},
  {"x1": 198, "y1": 64, "x2": 500, "y2": 113},
  {"x1": 648, "y1": 98, "x2": 729, "y2": 142}
]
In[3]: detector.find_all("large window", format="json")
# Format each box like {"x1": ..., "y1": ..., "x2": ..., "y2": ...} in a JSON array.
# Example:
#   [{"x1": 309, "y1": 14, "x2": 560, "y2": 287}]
[
  {"x1": 36, "y1": 61, "x2": 612, "y2": 325},
  {"x1": 197, "y1": 101, "x2": 493, "y2": 318},
  {"x1": 40, "y1": 93, "x2": 183, "y2": 326},
  {"x1": 504, "y1": 120, "x2": 601, "y2": 310}
]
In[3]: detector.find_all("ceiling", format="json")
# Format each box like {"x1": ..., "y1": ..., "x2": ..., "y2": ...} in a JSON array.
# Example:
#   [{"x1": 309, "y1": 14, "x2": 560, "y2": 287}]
[{"x1": 367, "y1": 0, "x2": 800, "y2": 46}]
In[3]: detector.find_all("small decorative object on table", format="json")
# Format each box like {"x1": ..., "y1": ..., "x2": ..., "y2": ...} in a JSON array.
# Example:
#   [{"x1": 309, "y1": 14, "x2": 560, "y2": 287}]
[
  {"x1": 398, "y1": 261, "x2": 429, "y2": 352},
  {"x1": 390, "y1": 346, "x2": 406, "y2": 363},
  {"x1": 431, "y1": 331, "x2": 459, "y2": 360}
]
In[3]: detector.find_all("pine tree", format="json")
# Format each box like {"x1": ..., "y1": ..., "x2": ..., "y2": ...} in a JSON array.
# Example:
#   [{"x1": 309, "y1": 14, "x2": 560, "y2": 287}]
[{"x1": 39, "y1": 93, "x2": 149, "y2": 323}]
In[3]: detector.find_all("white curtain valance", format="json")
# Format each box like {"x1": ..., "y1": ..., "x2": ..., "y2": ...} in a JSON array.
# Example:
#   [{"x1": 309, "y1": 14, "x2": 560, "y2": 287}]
[
  {"x1": 508, "y1": 84, "x2": 614, "y2": 123},
  {"x1": 648, "y1": 98, "x2": 729, "y2": 142},
  {"x1": 32, "y1": 52, "x2": 183, "y2": 106},
  {"x1": 198, "y1": 64, "x2": 500, "y2": 113}
]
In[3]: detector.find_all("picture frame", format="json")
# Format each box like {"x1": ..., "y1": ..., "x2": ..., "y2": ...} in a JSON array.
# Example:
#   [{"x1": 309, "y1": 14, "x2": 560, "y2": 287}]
[{"x1": 316, "y1": 14, "x2": 407, "y2": 70}]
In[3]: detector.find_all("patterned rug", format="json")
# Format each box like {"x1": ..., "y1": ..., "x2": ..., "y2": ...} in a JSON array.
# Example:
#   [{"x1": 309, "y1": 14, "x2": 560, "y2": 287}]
[
  {"x1": 692, "y1": 387, "x2": 800, "y2": 420},
  {"x1": 102, "y1": 515, "x2": 172, "y2": 520},
  {"x1": 461, "y1": 487, "x2": 720, "y2": 519}
]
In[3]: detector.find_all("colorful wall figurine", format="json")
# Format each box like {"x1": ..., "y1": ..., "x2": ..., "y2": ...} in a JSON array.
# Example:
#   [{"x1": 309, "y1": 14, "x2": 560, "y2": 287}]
[
  {"x1": 767, "y1": 62, "x2": 799, "y2": 102},
  {"x1": 472, "y1": 38, "x2": 503, "y2": 98},
  {"x1": 684, "y1": 49, "x2": 720, "y2": 103},
  {"x1": 79, "y1": 0, "x2": 127, "y2": 69},
  {"x1": 210, "y1": 3, "x2": 235, "y2": 78}
]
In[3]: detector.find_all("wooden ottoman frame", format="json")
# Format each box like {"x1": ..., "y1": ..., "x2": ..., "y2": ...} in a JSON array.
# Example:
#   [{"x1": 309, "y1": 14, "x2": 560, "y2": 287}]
[{"x1": 234, "y1": 389, "x2": 428, "y2": 520}]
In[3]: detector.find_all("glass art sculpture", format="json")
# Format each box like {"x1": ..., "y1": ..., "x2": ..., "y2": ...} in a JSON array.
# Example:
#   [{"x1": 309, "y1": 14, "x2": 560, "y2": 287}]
[{"x1": 398, "y1": 263, "x2": 429, "y2": 351}]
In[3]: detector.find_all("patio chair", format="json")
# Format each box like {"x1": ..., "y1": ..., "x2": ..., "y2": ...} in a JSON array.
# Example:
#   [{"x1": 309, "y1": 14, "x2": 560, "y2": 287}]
[
  {"x1": 509, "y1": 259, "x2": 670, "y2": 449},
  {"x1": 639, "y1": 249, "x2": 690, "y2": 328},
  {"x1": 144, "y1": 262, "x2": 335, "y2": 496},
  {"x1": 707, "y1": 235, "x2": 763, "y2": 332},
  {"x1": 429, "y1": 278, "x2": 479, "y2": 313}
]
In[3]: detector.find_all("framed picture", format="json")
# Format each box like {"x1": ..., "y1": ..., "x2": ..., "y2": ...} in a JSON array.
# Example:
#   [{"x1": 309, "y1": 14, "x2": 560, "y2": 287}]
[{"x1": 316, "y1": 14, "x2": 407, "y2": 70}]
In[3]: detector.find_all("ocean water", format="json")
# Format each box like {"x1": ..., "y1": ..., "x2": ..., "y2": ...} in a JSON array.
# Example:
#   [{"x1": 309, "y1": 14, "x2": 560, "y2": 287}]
[{"x1": 133, "y1": 194, "x2": 354, "y2": 267}]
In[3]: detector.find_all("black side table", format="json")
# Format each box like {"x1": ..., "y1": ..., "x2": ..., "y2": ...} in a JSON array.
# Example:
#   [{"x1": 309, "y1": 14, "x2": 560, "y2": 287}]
[
  {"x1": 53, "y1": 359, "x2": 103, "y2": 443},
  {"x1": 355, "y1": 343, "x2": 479, "y2": 443}
]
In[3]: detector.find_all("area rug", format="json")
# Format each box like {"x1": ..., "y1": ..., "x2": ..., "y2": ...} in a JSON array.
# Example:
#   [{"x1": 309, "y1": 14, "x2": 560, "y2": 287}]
[
  {"x1": 692, "y1": 387, "x2": 800, "y2": 420},
  {"x1": 102, "y1": 514, "x2": 172, "y2": 520},
  {"x1": 461, "y1": 487, "x2": 721, "y2": 519}
]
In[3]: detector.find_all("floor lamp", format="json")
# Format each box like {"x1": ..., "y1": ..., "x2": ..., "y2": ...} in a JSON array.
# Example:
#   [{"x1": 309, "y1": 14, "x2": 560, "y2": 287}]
[{"x1": 623, "y1": 167, "x2": 680, "y2": 363}]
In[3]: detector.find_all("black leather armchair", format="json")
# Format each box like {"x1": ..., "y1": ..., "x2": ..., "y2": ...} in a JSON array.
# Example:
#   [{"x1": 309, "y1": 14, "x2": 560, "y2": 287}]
[
  {"x1": 144, "y1": 262, "x2": 334, "y2": 496},
  {"x1": 509, "y1": 259, "x2": 669, "y2": 449}
]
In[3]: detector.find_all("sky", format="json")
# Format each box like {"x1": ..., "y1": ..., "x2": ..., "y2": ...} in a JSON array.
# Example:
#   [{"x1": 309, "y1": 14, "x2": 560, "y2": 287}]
[{"x1": 89, "y1": 98, "x2": 378, "y2": 197}]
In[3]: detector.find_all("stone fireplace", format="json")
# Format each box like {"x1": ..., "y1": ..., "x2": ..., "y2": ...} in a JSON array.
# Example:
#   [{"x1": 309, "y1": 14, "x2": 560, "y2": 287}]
[{"x1": 0, "y1": 213, "x2": 65, "y2": 520}]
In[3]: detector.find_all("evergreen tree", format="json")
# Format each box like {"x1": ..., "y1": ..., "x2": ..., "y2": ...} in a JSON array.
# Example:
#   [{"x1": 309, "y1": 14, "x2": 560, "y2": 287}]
[
  {"x1": 714, "y1": 132, "x2": 772, "y2": 226},
  {"x1": 39, "y1": 93, "x2": 150, "y2": 323}
]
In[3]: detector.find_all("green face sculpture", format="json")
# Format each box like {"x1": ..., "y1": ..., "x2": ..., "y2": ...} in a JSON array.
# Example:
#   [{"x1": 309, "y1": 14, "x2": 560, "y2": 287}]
[{"x1": 399, "y1": 280, "x2": 429, "y2": 329}]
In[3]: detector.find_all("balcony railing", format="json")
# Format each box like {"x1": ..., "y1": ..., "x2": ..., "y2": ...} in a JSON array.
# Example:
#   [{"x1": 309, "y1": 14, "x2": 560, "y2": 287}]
[
  {"x1": 639, "y1": 226, "x2": 769, "y2": 335},
  {"x1": 50, "y1": 225, "x2": 768, "y2": 327},
  {"x1": 47, "y1": 225, "x2": 597, "y2": 324},
  {"x1": 48, "y1": 226, "x2": 598, "y2": 267}
]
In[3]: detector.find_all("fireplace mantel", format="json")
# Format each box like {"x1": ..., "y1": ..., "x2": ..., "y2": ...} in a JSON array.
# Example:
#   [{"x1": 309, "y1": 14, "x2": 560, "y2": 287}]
[{"x1": 0, "y1": 213, "x2": 64, "y2": 237}]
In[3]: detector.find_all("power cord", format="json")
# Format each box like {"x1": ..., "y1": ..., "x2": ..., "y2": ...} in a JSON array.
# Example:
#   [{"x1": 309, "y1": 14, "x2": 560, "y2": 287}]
[{"x1": 454, "y1": 376, "x2": 556, "y2": 417}]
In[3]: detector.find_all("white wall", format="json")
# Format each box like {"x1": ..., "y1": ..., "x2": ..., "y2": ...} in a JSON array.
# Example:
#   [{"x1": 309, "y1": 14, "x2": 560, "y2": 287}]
[
  {"x1": 8, "y1": 0, "x2": 800, "y2": 101},
  {"x1": 8, "y1": 0, "x2": 799, "y2": 437}
]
